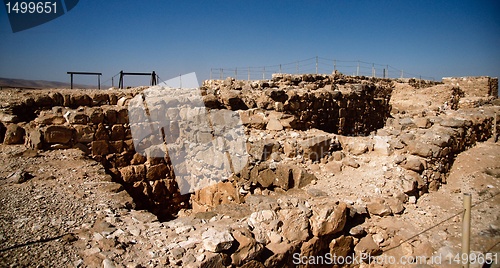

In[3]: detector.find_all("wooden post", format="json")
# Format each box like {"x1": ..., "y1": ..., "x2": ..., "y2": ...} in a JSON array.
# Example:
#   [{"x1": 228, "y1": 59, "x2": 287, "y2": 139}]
[
  {"x1": 70, "y1": 73, "x2": 73, "y2": 89},
  {"x1": 98, "y1": 74, "x2": 101, "y2": 89},
  {"x1": 462, "y1": 193, "x2": 471, "y2": 268}
]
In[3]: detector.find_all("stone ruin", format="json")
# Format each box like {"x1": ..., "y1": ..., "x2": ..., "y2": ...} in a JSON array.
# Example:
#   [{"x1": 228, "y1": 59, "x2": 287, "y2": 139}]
[{"x1": 0, "y1": 73, "x2": 498, "y2": 267}]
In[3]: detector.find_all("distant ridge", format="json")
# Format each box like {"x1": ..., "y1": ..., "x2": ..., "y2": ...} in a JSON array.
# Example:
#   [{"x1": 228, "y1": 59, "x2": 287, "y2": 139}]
[{"x1": 0, "y1": 77, "x2": 95, "y2": 89}]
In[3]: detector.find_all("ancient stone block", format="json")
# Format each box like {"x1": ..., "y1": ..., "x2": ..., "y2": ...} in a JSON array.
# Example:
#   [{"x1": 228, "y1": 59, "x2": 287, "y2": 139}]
[
  {"x1": 266, "y1": 118, "x2": 283, "y2": 131},
  {"x1": 71, "y1": 94, "x2": 92, "y2": 107},
  {"x1": 400, "y1": 155, "x2": 425, "y2": 173},
  {"x1": 146, "y1": 163, "x2": 169, "y2": 181},
  {"x1": 110, "y1": 124, "x2": 125, "y2": 141},
  {"x1": 231, "y1": 229, "x2": 264, "y2": 266},
  {"x1": 117, "y1": 109, "x2": 129, "y2": 124},
  {"x1": 25, "y1": 125, "x2": 42, "y2": 149},
  {"x1": 310, "y1": 202, "x2": 347, "y2": 236},
  {"x1": 329, "y1": 235, "x2": 353, "y2": 259},
  {"x1": 4, "y1": 124, "x2": 25, "y2": 144},
  {"x1": 202, "y1": 228, "x2": 234, "y2": 253},
  {"x1": 89, "y1": 108, "x2": 105, "y2": 124},
  {"x1": 108, "y1": 141, "x2": 123, "y2": 153},
  {"x1": 66, "y1": 111, "x2": 88, "y2": 124},
  {"x1": 291, "y1": 166, "x2": 315, "y2": 188},
  {"x1": 278, "y1": 208, "x2": 310, "y2": 242},
  {"x1": 105, "y1": 109, "x2": 117, "y2": 125},
  {"x1": 74, "y1": 125, "x2": 94, "y2": 143},
  {"x1": 264, "y1": 241, "x2": 300, "y2": 268},
  {"x1": 299, "y1": 136, "x2": 331, "y2": 161},
  {"x1": 94, "y1": 123, "x2": 109, "y2": 141},
  {"x1": 354, "y1": 235, "x2": 382, "y2": 256},
  {"x1": 91, "y1": 140, "x2": 109, "y2": 156},
  {"x1": 44, "y1": 125, "x2": 73, "y2": 144},
  {"x1": 34, "y1": 111, "x2": 65, "y2": 125},
  {"x1": 366, "y1": 201, "x2": 392, "y2": 217}
]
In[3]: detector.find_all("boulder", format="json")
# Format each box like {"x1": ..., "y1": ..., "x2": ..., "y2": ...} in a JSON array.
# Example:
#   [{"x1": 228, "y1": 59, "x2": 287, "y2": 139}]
[
  {"x1": 400, "y1": 155, "x2": 425, "y2": 173},
  {"x1": 354, "y1": 235, "x2": 382, "y2": 257},
  {"x1": 329, "y1": 235, "x2": 354, "y2": 259},
  {"x1": 191, "y1": 181, "x2": 238, "y2": 212},
  {"x1": 122, "y1": 164, "x2": 146, "y2": 182},
  {"x1": 366, "y1": 201, "x2": 392, "y2": 217},
  {"x1": 348, "y1": 142, "x2": 369, "y2": 155},
  {"x1": 266, "y1": 118, "x2": 283, "y2": 131},
  {"x1": 299, "y1": 136, "x2": 331, "y2": 161},
  {"x1": 342, "y1": 157, "x2": 360, "y2": 168},
  {"x1": 278, "y1": 208, "x2": 311, "y2": 242},
  {"x1": 202, "y1": 228, "x2": 234, "y2": 253},
  {"x1": 4, "y1": 124, "x2": 25, "y2": 144},
  {"x1": 91, "y1": 140, "x2": 109, "y2": 155},
  {"x1": 264, "y1": 241, "x2": 301, "y2": 268},
  {"x1": 230, "y1": 229, "x2": 264, "y2": 266},
  {"x1": 310, "y1": 201, "x2": 347, "y2": 236}
]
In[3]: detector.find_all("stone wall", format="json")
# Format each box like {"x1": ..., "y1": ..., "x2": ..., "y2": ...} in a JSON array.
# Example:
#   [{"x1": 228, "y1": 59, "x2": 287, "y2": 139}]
[
  {"x1": 0, "y1": 74, "x2": 497, "y2": 219},
  {"x1": 201, "y1": 73, "x2": 393, "y2": 135},
  {"x1": 442, "y1": 76, "x2": 499, "y2": 97}
]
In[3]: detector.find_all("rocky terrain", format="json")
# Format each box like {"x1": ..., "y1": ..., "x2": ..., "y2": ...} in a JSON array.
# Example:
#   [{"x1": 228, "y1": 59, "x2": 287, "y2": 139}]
[{"x1": 0, "y1": 73, "x2": 498, "y2": 267}]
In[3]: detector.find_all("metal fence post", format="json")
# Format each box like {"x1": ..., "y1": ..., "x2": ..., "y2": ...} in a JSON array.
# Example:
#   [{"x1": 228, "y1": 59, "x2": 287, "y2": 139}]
[{"x1": 316, "y1": 56, "x2": 318, "y2": 74}]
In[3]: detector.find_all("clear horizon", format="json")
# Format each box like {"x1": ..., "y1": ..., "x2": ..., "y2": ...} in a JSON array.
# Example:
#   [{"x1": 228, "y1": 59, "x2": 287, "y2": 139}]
[{"x1": 1, "y1": 1, "x2": 499, "y2": 87}]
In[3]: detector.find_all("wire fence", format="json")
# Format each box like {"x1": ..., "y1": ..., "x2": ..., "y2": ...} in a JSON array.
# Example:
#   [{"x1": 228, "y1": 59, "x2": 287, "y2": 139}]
[{"x1": 210, "y1": 56, "x2": 436, "y2": 81}]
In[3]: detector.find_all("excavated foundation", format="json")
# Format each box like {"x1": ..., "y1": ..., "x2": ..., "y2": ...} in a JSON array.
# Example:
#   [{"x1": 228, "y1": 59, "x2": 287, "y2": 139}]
[{"x1": 0, "y1": 74, "x2": 498, "y2": 267}]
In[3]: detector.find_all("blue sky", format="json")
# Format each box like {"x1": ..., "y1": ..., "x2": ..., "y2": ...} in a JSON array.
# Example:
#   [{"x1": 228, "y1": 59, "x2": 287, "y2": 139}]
[{"x1": 0, "y1": 0, "x2": 499, "y2": 87}]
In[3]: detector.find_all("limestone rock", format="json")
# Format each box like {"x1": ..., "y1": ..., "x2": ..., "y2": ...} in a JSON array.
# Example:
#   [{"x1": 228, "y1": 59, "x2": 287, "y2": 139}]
[
  {"x1": 386, "y1": 198, "x2": 405, "y2": 214},
  {"x1": 366, "y1": 201, "x2": 392, "y2": 217},
  {"x1": 329, "y1": 235, "x2": 353, "y2": 259},
  {"x1": 4, "y1": 124, "x2": 25, "y2": 144},
  {"x1": 74, "y1": 125, "x2": 94, "y2": 143},
  {"x1": 44, "y1": 125, "x2": 73, "y2": 144},
  {"x1": 299, "y1": 136, "x2": 332, "y2": 161},
  {"x1": 310, "y1": 201, "x2": 347, "y2": 236},
  {"x1": 231, "y1": 229, "x2": 263, "y2": 266},
  {"x1": 266, "y1": 118, "x2": 283, "y2": 131},
  {"x1": 278, "y1": 208, "x2": 310, "y2": 242},
  {"x1": 400, "y1": 155, "x2": 424, "y2": 173},
  {"x1": 202, "y1": 228, "x2": 234, "y2": 253},
  {"x1": 264, "y1": 241, "x2": 300, "y2": 268},
  {"x1": 342, "y1": 157, "x2": 360, "y2": 168},
  {"x1": 348, "y1": 142, "x2": 369, "y2": 155},
  {"x1": 354, "y1": 235, "x2": 382, "y2": 256}
]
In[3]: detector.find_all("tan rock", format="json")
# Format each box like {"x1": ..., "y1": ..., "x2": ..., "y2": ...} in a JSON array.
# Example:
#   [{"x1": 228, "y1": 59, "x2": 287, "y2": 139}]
[
  {"x1": 310, "y1": 202, "x2": 347, "y2": 236},
  {"x1": 329, "y1": 235, "x2": 353, "y2": 259},
  {"x1": 366, "y1": 201, "x2": 392, "y2": 217},
  {"x1": 44, "y1": 125, "x2": 73, "y2": 144},
  {"x1": 354, "y1": 235, "x2": 382, "y2": 256},
  {"x1": 4, "y1": 124, "x2": 25, "y2": 144},
  {"x1": 266, "y1": 118, "x2": 283, "y2": 131},
  {"x1": 231, "y1": 229, "x2": 264, "y2": 266},
  {"x1": 278, "y1": 208, "x2": 310, "y2": 242}
]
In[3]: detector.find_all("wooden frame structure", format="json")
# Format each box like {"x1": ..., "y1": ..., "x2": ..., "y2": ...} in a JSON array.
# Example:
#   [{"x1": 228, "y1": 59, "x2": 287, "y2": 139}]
[
  {"x1": 118, "y1": 71, "x2": 157, "y2": 89},
  {"x1": 67, "y1": 72, "x2": 102, "y2": 89}
]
